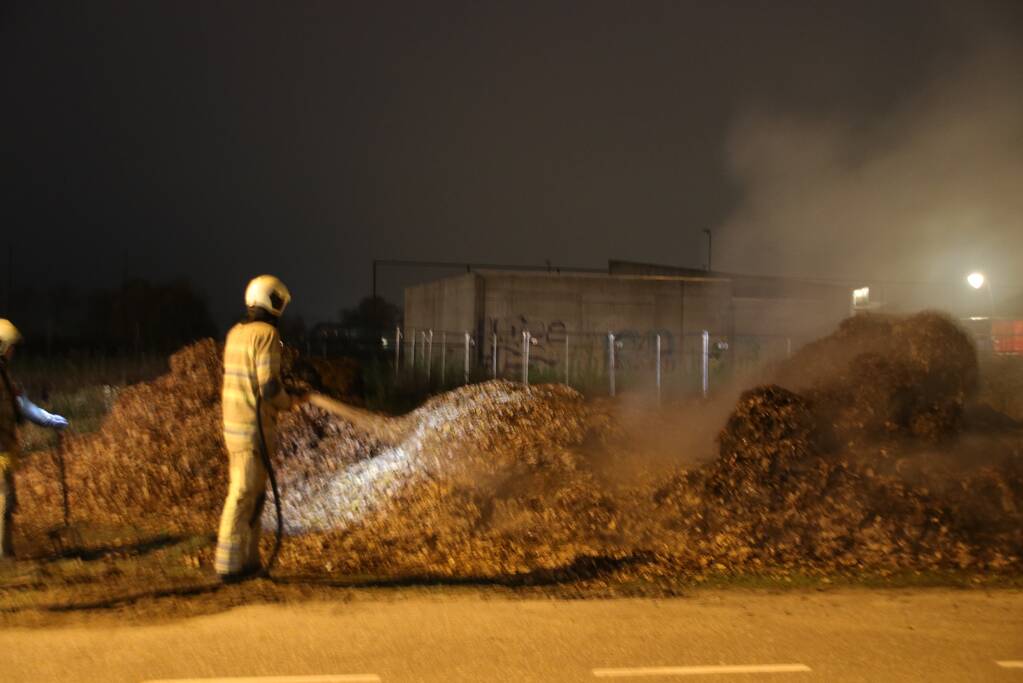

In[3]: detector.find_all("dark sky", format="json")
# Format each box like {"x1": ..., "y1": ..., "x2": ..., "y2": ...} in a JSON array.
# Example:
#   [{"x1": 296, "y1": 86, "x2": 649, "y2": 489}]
[{"x1": 3, "y1": 1, "x2": 1022, "y2": 328}]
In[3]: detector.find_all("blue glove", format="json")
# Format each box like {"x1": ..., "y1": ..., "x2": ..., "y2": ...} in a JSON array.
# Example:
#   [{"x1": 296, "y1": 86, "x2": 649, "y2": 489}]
[
  {"x1": 48, "y1": 413, "x2": 70, "y2": 430},
  {"x1": 16, "y1": 396, "x2": 70, "y2": 430}
]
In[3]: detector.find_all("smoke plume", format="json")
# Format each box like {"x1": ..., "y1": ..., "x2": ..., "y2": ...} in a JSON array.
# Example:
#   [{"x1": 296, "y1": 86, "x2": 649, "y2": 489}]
[{"x1": 717, "y1": 36, "x2": 1023, "y2": 313}]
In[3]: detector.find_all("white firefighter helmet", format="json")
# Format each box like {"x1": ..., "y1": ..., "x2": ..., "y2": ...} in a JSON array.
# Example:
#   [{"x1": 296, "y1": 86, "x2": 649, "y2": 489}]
[
  {"x1": 0, "y1": 319, "x2": 22, "y2": 355},
  {"x1": 244, "y1": 275, "x2": 291, "y2": 317}
]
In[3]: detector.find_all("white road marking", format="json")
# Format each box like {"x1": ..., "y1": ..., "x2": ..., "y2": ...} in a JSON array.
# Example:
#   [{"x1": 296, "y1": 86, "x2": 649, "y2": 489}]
[
  {"x1": 997, "y1": 661, "x2": 1023, "y2": 669},
  {"x1": 142, "y1": 676, "x2": 381, "y2": 683},
  {"x1": 593, "y1": 664, "x2": 812, "y2": 677}
]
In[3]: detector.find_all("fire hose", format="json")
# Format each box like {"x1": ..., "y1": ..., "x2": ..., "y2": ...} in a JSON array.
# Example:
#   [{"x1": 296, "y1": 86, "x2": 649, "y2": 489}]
[
  {"x1": 254, "y1": 395, "x2": 283, "y2": 575},
  {"x1": 52, "y1": 432, "x2": 69, "y2": 528},
  {"x1": 252, "y1": 392, "x2": 406, "y2": 577},
  {"x1": 47, "y1": 431, "x2": 82, "y2": 552}
]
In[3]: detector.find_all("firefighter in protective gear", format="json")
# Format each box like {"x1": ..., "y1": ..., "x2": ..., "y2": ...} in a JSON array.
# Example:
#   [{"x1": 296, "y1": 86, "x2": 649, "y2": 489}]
[
  {"x1": 215, "y1": 276, "x2": 300, "y2": 581},
  {"x1": 1, "y1": 319, "x2": 70, "y2": 558}
]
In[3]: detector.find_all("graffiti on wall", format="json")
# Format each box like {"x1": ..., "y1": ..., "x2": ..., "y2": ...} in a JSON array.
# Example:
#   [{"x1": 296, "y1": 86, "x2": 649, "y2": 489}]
[
  {"x1": 486, "y1": 315, "x2": 678, "y2": 373},
  {"x1": 488, "y1": 315, "x2": 566, "y2": 370}
]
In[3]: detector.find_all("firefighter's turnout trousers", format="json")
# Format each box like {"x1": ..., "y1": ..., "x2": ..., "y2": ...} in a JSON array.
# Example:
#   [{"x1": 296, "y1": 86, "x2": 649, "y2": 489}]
[
  {"x1": 1, "y1": 362, "x2": 19, "y2": 558},
  {"x1": 0, "y1": 464, "x2": 15, "y2": 557},
  {"x1": 215, "y1": 446, "x2": 267, "y2": 575}
]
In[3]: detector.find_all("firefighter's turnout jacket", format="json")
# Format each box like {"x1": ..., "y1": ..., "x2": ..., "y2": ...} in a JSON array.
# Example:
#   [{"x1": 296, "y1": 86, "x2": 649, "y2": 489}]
[
  {"x1": 0, "y1": 361, "x2": 18, "y2": 470},
  {"x1": 216, "y1": 319, "x2": 292, "y2": 576},
  {"x1": 0, "y1": 360, "x2": 21, "y2": 556},
  {"x1": 222, "y1": 320, "x2": 292, "y2": 449}
]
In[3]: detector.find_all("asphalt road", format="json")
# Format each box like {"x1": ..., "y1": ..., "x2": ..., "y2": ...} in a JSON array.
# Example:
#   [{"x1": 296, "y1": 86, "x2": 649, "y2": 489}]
[{"x1": 1, "y1": 589, "x2": 1022, "y2": 682}]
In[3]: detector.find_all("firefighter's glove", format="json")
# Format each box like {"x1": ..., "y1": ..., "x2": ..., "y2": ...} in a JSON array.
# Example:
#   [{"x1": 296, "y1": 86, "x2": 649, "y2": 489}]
[
  {"x1": 16, "y1": 396, "x2": 70, "y2": 430},
  {"x1": 48, "y1": 414, "x2": 70, "y2": 430}
]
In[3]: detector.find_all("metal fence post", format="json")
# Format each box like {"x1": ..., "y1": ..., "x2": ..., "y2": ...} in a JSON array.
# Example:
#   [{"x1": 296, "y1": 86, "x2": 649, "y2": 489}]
[
  {"x1": 464, "y1": 332, "x2": 471, "y2": 384},
  {"x1": 492, "y1": 332, "x2": 498, "y2": 378},
  {"x1": 421, "y1": 330, "x2": 428, "y2": 371},
  {"x1": 656, "y1": 333, "x2": 662, "y2": 403},
  {"x1": 426, "y1": 330, "x2": 433, "y2": 384},
  {"x1": 394, "y1": 327, "x2": 402, "y2": 377},
  {"x1": 701, "y1": 330, "x2": 710, "y2": 397},
  {"x1": 410, "y1": 327, "x2": 417, "y2": 375},
  {"x1": 522, "y1": 330, "x2": 531, "y2": 385},
  {"x1": 608, "y1": 332, "x2": 616, "y2": 397},
  {"x1": 440, "y1": 331, "x2": 446, "y2": 385},
  {"x1": 564, "y1": 333, "x2": 570, "y2": 385}
]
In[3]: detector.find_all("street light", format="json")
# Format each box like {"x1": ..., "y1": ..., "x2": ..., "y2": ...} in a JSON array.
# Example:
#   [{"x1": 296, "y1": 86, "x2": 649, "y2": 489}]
[{"x1": 966, "y1": 271, "x2": 995, "y2": 318}]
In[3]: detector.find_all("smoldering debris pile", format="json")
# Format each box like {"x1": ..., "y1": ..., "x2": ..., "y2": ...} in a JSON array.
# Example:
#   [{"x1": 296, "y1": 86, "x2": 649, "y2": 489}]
[
  {"x1": 648, "y1": 311, "x2": 1020, "y2": 574},
  {"x1": 15, "y1": 340, "x2": 367, "y2": 533},
  {"x1": 274, "y1": 381, "x2": 621, "y2": 577},
  {"x1": 17, "y1": 339, "x2": 227, "y2": 531},
  {"x1": 978, "y1": 354, "x2": 1023, "y2": 422},
  {"x1": 773, "y1": 312, "x2": 979, "y2": 442},
  {"x1": 652, "y1": 385, "x2": 1023, "y2": 573},
  {"x1": 14, "y1": 310, "x2": 1023, "y2": 579}
]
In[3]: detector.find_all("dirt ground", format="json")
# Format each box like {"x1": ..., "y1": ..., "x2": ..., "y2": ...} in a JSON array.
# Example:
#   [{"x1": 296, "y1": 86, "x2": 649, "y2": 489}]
[{"x1": 1, "y1": 518, "x2": 1020, "y2": 630}]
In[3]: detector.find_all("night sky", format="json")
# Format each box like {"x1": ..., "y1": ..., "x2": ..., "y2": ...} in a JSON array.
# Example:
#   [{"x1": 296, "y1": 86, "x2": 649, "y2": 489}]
[{"x1": 3, "y1": 1, "x2": 1022, "y2": 329}]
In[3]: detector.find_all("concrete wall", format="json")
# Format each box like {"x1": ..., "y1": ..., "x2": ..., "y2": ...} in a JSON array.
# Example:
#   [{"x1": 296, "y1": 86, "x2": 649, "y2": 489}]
[
  {"x1": 403, "y1": 273, "x2": 481, "y2": 335},
  {"x1": 478, "y1": 271, "x2": 730, "y2": 329},
  {"x1": 733, "y1": 296, "x2": 846, "y2": 340},
  {"x1": 403, "y1": 270, "x2": 735, "y2": 375},
  {"x1": 486, "y1": 272, "x2": 703, "y2": 374},
  {"x1": 400, "y1": 267, "x2": 893, "y2": 380},
  {"x1": 610, "y1": 260, "x2": 852, "y2": 340}
]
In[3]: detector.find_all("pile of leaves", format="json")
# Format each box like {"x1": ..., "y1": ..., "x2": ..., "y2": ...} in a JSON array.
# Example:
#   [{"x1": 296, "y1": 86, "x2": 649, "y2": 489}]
[
  {"x1": 641, "y1": 312, "x2": 1018, "y2": 575},
  {"x1": 15, "y1": 340, "x2": 368, "y2": 534},
  {"x1": 773, "y1": 312, "x2": 978, "y2": 442},
  {"x1": 978, "y1": 354, "x2": 1023, "y2": 422},
  {"x1": 13, "y1": 311, "x2": 1023, "y2": 580},
  {"x1": 273, "y1": 381, "x2": 621, "y2": 577},
  {"x1": 17, "y1": 340, "x2": 226, "y2": 532},
  {"x1": 646, "y1": 385, "x2": 1023, "y2": 574}
]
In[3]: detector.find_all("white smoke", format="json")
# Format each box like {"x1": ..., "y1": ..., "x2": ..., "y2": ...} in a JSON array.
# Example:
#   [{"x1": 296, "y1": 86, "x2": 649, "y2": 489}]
[{"x1": 716, "y1": 36, "x2": 1023, "y2": 311}]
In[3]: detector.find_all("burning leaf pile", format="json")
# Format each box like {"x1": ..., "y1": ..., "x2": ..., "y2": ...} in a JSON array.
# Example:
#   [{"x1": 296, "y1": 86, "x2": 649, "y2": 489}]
[
  {"x1": 13, "y1": 310, "x2": 1023, "y2": 581},
  {"x1": 15, "y1": 341, "x2": 363, "y2": 533},
  {"x1": 274, "y1": 381, "x2": 621, "y2": 577},
  {"x1": 17, "y1": 339, "x2": 227, "y2": 532},
  {"x1": 773, "y1": 311, "x2": 979, "y2": 442},
  {"x1": 647, "y1": 384, "x2": 1022, "y2": 574},
  {"x1": 640, "y1": 312, "x2": 1019, "y2": 575}
]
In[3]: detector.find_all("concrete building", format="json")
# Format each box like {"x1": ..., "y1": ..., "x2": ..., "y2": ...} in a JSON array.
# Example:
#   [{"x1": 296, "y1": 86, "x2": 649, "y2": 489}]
[{"x1": 402, "y1": 262, "x2": 853, "y2": 378}]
